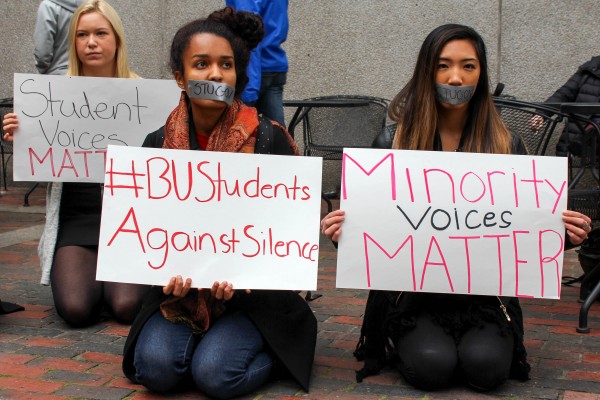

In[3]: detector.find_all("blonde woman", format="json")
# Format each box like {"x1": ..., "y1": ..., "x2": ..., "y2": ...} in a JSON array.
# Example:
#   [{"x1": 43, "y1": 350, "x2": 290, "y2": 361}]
[{"x1": 3, "y1": 0, "x2": 146, "y2": 328}]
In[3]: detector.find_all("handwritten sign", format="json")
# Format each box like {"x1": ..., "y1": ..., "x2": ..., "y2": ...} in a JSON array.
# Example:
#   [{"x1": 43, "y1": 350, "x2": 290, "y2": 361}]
[
  {"x1": 336, "y1": 148, "x2": 568, "y2": 299},
  {"x1": 12, "y1": 73, "x2": 181, "y2": 182},
  {"x1": 96, "y1": 145, "x2": 322, "y2": 290}
]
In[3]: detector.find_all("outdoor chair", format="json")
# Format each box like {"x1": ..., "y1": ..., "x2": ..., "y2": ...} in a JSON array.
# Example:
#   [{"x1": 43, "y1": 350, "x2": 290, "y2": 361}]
[
  {"x1": 286, "y1": 95, "x2": 389, "y2": 213},
  {"x1": 284, "y1": 95, "x2": 388, "y2": 303},
  {"x1": 494, "y1": 97, "x2": 600, "y2": 333},
  {"x1": 493, "y1": 97, "x2": 566, "y2": 157}
]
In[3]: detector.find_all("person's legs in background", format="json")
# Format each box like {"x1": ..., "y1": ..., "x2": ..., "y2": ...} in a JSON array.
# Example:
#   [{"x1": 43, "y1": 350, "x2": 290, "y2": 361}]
[
  {"x1": 104, "y1": 282, "x2": 149, "y2": 324},
  {"x1": 256, "y1": 72, "x2": 287, "y2": 127},
  {"x1": 51, "y1": 245, "x2": 103, "y2": 327}
]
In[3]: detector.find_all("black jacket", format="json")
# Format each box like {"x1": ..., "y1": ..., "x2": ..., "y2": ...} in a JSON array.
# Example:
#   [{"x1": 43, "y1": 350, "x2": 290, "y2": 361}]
[
  {"x1": 122, "y1": 117, "x2": 317, "y2": 392},
  {"x1": 545, "y1": 56, "x2": 600, "y2": 155}
]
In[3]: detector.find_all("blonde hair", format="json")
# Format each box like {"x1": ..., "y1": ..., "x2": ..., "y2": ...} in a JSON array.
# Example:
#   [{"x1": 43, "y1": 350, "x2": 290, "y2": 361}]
[{"x1": 66, "y1": 0, "x2": 138, "y2": 78}]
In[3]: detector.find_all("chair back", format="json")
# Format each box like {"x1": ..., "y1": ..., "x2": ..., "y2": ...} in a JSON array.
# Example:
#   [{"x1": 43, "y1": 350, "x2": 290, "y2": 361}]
[
  {"x1": 291, "y1": 95, "x2": 388, "y2": 159},
  {"x1": 493, "y1": 97, "x2": 566, "y2": 156},
  {"x1": 493, "y1": 97, "x2": 600, "y2": 221}
]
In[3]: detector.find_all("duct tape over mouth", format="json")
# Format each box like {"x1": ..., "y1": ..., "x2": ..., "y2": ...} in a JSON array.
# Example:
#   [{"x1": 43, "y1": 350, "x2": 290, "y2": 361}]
[
  {"x1": 187, "y1": 80, "x2": 235, "y2": 105},
  {"x1": 435, "y1": 83, "x2": 476, "y2": 105}
]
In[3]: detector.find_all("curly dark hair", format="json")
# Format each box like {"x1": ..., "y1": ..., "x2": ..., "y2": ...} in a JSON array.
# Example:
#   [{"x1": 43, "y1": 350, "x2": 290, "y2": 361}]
[{"x1": 170, "y1": 7, "x2": 264, "y2": 97}]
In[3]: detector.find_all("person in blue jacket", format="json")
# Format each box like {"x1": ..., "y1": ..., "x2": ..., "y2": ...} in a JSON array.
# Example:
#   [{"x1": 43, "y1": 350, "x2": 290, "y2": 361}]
[{"x1": 225, "y1": 0, "x2": 288, "y2": 126}]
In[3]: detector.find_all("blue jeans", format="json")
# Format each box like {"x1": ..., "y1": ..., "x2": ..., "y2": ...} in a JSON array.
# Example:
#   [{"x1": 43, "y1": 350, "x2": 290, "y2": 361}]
[
  {"x1": 133, "y1": 310, "x2": 273, "y2": 399},
  {"x1": 257, "y1": 72, "x2": 287, "y2": 126}
]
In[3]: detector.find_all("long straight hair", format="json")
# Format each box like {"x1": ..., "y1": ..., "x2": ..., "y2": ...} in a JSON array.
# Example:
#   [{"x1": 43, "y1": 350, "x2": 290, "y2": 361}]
[
  {"x1": 389, "y1": 24, "x2": 511, "y2": 154},
  {"x1": 66, "y1": 0, "x2": 138, "y2": 78}
]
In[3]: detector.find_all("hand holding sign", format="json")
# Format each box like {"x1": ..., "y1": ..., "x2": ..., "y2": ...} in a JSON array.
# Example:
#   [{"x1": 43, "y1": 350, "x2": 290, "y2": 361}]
[
  {"x1": 321, "y1": 209, "x2": 345, "y2": 243},
  {"x1": 163, "y1": 275, "x2": 193, "y2": 297},
  {"x1": 161, "y1": 276, "x2": 247, "y2": 300},
  {"x1": 211, "y1": 281, "x2": 237, "y2": 301},
  {"x1": 2, "y1": 113, "x2": 18, "y2": 142},
  {"x1": 562, "y1": 209, "x2": 593, "y2": 245}
]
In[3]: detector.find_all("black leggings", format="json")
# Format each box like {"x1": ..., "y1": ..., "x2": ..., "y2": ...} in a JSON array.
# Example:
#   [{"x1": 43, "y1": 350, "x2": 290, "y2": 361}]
[
  {"x1": 50, "y1": 245, "x2": 149, "y2": 328},
  {"x1": 395, "y1": 313, "x2": 514, "y2": 391}
]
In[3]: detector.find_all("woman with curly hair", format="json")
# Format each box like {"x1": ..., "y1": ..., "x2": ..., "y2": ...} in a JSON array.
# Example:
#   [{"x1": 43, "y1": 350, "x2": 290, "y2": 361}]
[{"x1": 121, "y1": 8, "x2": 316, "y2": 399}]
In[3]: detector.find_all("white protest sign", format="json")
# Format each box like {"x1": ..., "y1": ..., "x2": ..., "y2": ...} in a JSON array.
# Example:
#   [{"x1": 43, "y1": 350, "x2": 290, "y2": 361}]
[
  {"x1": 97, "y1": 145, "x2": 322, "y2": 290},
  {"x1": 336, "y1": 148, "x2": 568, "y2": 299},
  {"x1": 12, "y1": 73, "x2": 181, "y2": 183}
]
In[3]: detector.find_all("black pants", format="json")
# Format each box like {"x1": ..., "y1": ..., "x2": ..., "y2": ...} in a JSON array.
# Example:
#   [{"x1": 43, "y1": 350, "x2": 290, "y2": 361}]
[{"x1": 395, "y1": 313, "x2": 514, "y2": 391}]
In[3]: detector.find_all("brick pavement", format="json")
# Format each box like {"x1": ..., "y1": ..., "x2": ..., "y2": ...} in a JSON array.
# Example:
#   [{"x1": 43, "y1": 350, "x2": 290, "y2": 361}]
[{"x1": 1, "y1": 184, "x2": 600, "y2": 399}]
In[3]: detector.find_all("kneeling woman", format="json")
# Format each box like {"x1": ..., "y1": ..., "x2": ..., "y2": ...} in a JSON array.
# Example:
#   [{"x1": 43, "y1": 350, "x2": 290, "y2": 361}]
[
  {"x1": 321, "y1": 24, "x2": 591, "y2": 392},
  {"x1": 122, "y1": 8, "x2": 316, "y2": 399}
]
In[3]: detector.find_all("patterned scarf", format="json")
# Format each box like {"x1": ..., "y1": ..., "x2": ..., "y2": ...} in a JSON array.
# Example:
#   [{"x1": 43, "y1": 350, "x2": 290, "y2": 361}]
[
  {"x1": 159, "y1": 93, "x2": 264, "y2": 335},
  {"x1": 160, "y1": 289, "x2": 226, "y2": 336},
  {"x1": 163, "y1": 91, "x2": 259, "y2": 153}
]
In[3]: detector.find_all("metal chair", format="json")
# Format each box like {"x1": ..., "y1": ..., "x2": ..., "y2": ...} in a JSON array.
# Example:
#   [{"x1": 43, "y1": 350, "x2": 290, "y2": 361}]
[
  {"x1": 285, "y1": 95, "x2": 388, "y2": 302},
  {"x1": 493, "y1": 97, "x2": 567, "y2": 156},
  {"x1": 559, "y1": 104, "x2": 600, "y2": 333},
  {"x1": 494, "y1": 97, "x2": 600, "y2": 332},
  {"x1": 287, "y1": 95, "x2": 389, "y2": 212}
]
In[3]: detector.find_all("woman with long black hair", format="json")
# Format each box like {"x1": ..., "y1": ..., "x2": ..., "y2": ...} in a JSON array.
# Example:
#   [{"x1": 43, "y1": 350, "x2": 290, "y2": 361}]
[{"x1": 321, "y1": 24, "x2": 591, "y2": 392}]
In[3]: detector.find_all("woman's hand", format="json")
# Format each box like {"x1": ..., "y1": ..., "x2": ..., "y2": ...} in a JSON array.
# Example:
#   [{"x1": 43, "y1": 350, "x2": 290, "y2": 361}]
[
  {"x1": 163, "y1": 275, "x2": 192, "y2": 298},
  {"x1": 2, "y1": 113, "x2": 19, "y2": 142},
  {"x1": 211, "y1": 281, "x2": 236, "y2": 301},
  {"x1": 529, "y1": 115, "x2": 544, "y2": 132},
  {"x1": 563, "y1": 210, "x2": 593, "y2": 246},
  {"x1": 320, "y1": 209, "x2": 345, "y2": 242}
]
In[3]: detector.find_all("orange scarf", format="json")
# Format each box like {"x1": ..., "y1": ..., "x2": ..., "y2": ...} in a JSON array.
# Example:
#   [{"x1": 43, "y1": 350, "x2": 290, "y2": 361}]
[
  {"x1": 159, "y1": 93, "x2": 264, "y2": 334},
  {"x1": 163, "y1": 92, "x2": 259, "y2": 153}
]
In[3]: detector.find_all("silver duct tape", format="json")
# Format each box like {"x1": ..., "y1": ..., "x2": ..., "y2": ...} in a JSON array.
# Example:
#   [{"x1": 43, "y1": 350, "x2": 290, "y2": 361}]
[
  {"x1": 435, "y1": 83, "x2": 476, "y2": 105},
  {"x1": 187, "y1": 80, "x2": 235, "y2": 105}
]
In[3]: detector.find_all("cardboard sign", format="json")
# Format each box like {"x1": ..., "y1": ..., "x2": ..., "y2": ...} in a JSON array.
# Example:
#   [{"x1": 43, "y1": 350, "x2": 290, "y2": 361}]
[
  {"x1": 12, "y1": 73, "x2": 181, "y2": 182},
  {"x1": 97, "y1": 145, "x2": 322, "y2": 290},
  {"x1": 336, "y1": 148, "x2": 568, "y2": 299}
]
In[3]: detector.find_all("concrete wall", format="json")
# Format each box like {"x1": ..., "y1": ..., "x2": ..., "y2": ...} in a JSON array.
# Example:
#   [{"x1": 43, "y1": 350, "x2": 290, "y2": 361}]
[
  {"x1": 1, "y1": 1, "x2": 599, "y2": 189},
  {"x1": 2, "y1": 1, "x2": 599, "y2": 101}
]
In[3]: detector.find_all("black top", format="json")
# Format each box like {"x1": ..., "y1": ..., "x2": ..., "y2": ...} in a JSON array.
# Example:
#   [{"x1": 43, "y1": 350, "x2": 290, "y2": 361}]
[{"x1": 56, "y1": 182, "x2": 103, "y2": 248}]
